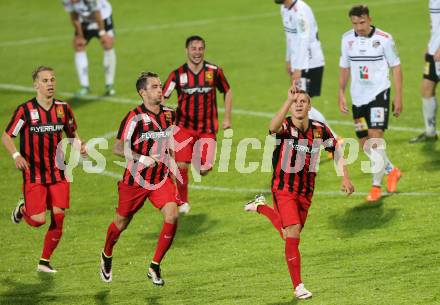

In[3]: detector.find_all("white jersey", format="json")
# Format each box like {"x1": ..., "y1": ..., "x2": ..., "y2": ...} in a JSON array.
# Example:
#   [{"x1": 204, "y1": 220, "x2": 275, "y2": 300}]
[
  {"x1": 428, "y1": 0, "x2": 440, "y2": 55},
  {"x1": 339, "y1": 27, "x2": 400, "y2": 106},
  {"x1": 281, "y1": 0, "x2": 324, "y2": 70},
  {"x1": 63, "y1": 0, "x2": 112, "y2": 23}
]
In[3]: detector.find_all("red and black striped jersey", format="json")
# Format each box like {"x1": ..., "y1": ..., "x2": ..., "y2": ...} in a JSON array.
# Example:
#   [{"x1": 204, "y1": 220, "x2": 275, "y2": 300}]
[
  {"x1": 5, "y1": 98, "x2": 77, "y2": 184},
  {"x1": 162, "y1": 61, "x2": 230, "y2": 134},
  {"x1": 117, "y1": 104, "x2": 176, "y2": 188},
  {"x1": 271, "y1": 118, "x2": 336, "y2": 199}
]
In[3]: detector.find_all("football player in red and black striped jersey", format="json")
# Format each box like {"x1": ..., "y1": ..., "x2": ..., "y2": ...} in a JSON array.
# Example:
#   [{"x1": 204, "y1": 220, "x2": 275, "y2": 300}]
[
  {"x1": 2, "y1": 66, "x2": 86, "y2": 273},
  {"x1": 244, "y1": 87, "x2": 354, "y2": 299},
  {"x1": 100, "y1": 72, "x2": 180, "y2": 285},
  {"x1": 162, "y1": 35, "x2": 233, "y2": 214}
]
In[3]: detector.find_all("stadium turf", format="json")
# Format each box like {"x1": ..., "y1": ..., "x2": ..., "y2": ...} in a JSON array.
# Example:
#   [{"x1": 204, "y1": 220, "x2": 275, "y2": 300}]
[{"x1": 0, "y1": 0, "x2": 439, "y2": 304}]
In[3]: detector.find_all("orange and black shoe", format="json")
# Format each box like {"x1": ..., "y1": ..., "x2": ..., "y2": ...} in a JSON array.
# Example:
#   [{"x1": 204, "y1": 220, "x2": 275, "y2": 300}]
[
  {"x1": 366, "y1": 186, "x2": 381, "y2": 202},
  {"x1": 387, "y1": 168, "x2": 402, "y2": 193}
]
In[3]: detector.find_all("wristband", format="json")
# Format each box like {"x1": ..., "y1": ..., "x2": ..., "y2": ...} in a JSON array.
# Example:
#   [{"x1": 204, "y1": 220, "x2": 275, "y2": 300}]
[
  {"x1": 138, "y1": 155, "x2": 147, "y2": 165},
  {"x1": 12, "y1": 152, "x2": 21, "y2": 160},
  {"x1": 99, "y1": 30, "x2": 106, "y2": 37}
]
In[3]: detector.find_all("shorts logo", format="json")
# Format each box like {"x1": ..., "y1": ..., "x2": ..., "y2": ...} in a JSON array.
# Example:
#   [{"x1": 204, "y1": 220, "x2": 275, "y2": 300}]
[
  {"x1": 359, "y1": 66, "x2": 369, "y2": 80},
  {"x1": 56, "y1": 106, "x2": 65, "y2": 119},
  {"x1": 354, "y1": 117, "x2": 368, "y2": 132},
  {"x1": 179, "y1": 73, "x2": 188, "y2": 86},
  {"x1": 372, "y1": 40, "x2": 381, "y2": 48},
  {"x1": 205, "y1": 70, "x2": 214, "y2": 85},
  {"x1": 370, "y1": 107, "x2": 385, "y2": 124},
  {"x1": 30, "y1": 109, "x2": 40, "y2": 123},
  {"x1": 424, "y1": 62, "x2": 430, "y2": 75}
]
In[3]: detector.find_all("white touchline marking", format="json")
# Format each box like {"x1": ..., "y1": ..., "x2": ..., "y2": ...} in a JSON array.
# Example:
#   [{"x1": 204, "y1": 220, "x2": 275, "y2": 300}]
[
  {"x1": 0, "y1": 0, "x2": 418, "y2": 47},
  {"x1": 0, "y1": 83, "x2": 436, "y2": 134},
  {"x1": 99, "y1": 170, "x2": 439, "y2": 197}
]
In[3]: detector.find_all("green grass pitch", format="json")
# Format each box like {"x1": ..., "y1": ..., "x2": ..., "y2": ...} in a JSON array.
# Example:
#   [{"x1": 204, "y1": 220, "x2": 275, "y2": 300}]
[{"x1": 0, "y1": 0, "x2": 439, "y2": 304}]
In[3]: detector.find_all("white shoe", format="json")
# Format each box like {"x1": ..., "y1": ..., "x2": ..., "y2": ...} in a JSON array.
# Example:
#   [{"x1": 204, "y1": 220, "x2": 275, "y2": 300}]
[
  {"x1": 37, "y1": 260, "x2": 57, "y2": 273},
  {"x1": 11, "y1": 198, "x2": 24, "y2": 224},
  {"x1": 295, "y1": 283, "x2": 312, "y2": 300},
  {"x1": 179, "y1": 202, "x2": 191, "y2": 214},
  {"x1": 100, "y1": 251, "x2": 112, "y2": 283},
  {"x1": 244, "y1": 194, "x2": 266, "y2": 212},
  {"x1": 147, "y1": 263, "x2": 164, "y2": 286}
]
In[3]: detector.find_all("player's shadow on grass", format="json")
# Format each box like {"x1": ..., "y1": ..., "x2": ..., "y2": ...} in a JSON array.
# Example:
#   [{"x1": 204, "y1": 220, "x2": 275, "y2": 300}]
[
  {"x1": 420, "y1": 141, "x2": 440, "y2": 172},
  {"x1": 0, "y1": 273, "x2": 55, "y2": 305},
  {"x1": 145, "y1": 295, "x2": 163, "y2": 305},
  {"x1": 94, "y1": 289, "x2": 110, "y2": 305},
  {"x1": 330, "y1": 200, "x2": 398, "y2": 237}
]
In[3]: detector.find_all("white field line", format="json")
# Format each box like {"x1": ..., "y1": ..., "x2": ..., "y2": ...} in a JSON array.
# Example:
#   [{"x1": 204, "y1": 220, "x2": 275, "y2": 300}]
[
  {"x1": 99, "y1": 170, "x2": 439, "y2": 197},
  {"x1": 0, "y1": 0, "x2": 419, "y2": 47},
  {"x1": 1, "y1": 82, "x2": 435, "y2": 134}
]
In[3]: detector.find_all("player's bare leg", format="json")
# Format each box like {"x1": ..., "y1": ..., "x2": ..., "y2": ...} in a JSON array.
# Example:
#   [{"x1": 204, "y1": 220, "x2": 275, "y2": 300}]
[
  {"x1": 101, "y1": 213, "x2": 133, "y2": 283},
  {"x1": 148, "y1": 202, "x2": 179, "y2": 286},
  {"x1": 100, "y1": 35, "x2": 116, "y2": 96},
  {"x1": 410, "y1": 79, "x2": 438, "y2": 143},
  {"x1": 284, "y1": 224, "x2": 312, "y2": 300},
  {"x1": 176, "y1": 162, "x2": 190, "y2": 214}
]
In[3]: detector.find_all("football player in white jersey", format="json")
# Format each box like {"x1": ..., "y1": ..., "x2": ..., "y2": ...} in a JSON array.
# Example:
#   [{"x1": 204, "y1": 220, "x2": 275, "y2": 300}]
[
  {"x1": 338, "y1": 5, "x2": 402, "y2": 202},
  {"x1": 275, "y1": 0, "x2": 341, "y2": 146},
  {"x1": 410, "y1": 0, "x2": 440, "y2": 143},
  {"x1": 63, "y1": 0, "x2": 116, "y2": 96}
]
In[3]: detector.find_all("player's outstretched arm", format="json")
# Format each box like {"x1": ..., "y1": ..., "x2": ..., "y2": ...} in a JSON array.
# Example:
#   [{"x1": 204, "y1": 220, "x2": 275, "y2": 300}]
[
  {"x1": 391, "y1": 65, "x2": 403, "y2": 117},
  {"x1": 222, "y1": 89, "x2": 233, "y2": 130},
  {"x1": 269, "y1": 86, "x2": 297, "y2": 133},
  {"x1": 1, "y1": 132, "x2": 29, "y2": 170},
  {"x1": 338, "y1": 68, "x2": 350, "y2": 114}
]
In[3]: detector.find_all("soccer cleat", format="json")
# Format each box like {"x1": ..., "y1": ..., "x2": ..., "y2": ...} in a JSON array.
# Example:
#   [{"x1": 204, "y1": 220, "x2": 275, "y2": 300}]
[
  {"x1": 366, "y1": 186, "x2": 381, "y2": 202},
  {"x1": 295, "y1": 283, "x2": 312, "y2": 300},
  {"x1": 178, "y1": 202, "x2": 191, "y2": 215},
  {"x1": 409, "y1": 132, "x2": 438, "y2": 143},
  {"x1": 75, "y1": 86, "x2": 91, "y2": 97},
  {"x1": 244, "y1": 194, "x2": 266, "y2": 212},
  {"x1": 386, "y1": 168, "x2": 402, "y2": 193},
  {"x1": 147, "y1": 262, "x2": 164, "y2": 286},
  {"x1": 104, "y1": 84, "x2": 116, "y2": 96},
  {"x1": 11, "y1": 198, "x2": 24, "y2": 224},
  {"x1": 37, "y1": 259, "x2": 57, "y2": 273},
  {"x1": 100, "y1": 251, "x2": 112, "y2": 283}
]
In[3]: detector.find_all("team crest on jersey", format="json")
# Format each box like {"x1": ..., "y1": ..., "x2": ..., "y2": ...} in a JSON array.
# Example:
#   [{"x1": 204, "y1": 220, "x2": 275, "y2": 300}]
[
  {"x1": 179, "y1": 73, "x2": 188, "y2": 86},
  {"x1": 313, "y1": 129, "x2": 321, "y2": 139},
  {"x1": 372, "y1": 40, "x2": 381, "y2": 48},
  {"x1": 165, "y1": 111, "x2": 173, "y2": 124},
  {"x1": 290, "y1": 127, "x2": 298, "y2": 138},
  {"x1": 205, "y1": 71, "x2": 214, "y2": 85},
  {"x1": 30, "y1": 109, "x2": 40, "y2": 123},
  {"x1": 359, "y1": 66, "x2": 369, "y2": 80},
  {"x1": 56, "y1": 105, "x2": 65, "y2": 119},
  {"x1": 348, "y1": 41, "x2": 354, "y2": 50}
]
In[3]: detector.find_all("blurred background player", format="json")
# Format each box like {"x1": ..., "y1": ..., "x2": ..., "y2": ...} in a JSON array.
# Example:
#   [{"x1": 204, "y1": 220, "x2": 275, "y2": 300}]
[
  {"x1": 2, "y1": 66, "x2": 86, "y2": 273},
  {"x1": 162, "y1": 35, "x2": 232, "y2": 214},
  {"x1": 244, "y1": 87, "x2": 354, "y2": 300},
  {"x1": 63, "y1": 0, "x2": 116, "y2": 96},
  {"x1": 410, "y1": 0, "x2": 440, "y2": 143},
  {"x1": 100, "y1": 72, "x2": 179, "y2": 286},
  {"x1": 275, "y1": 0, "x2": 340, "y2": 145},
  {"x1": 338, "y1": 5, "x2": 402, "y2": 202}
]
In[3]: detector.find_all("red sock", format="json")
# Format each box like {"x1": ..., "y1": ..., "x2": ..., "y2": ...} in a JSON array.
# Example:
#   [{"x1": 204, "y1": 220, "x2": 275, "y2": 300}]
[
  {"x1": 177, "y1": 167, "x2": 189, "y2": 203},
  {"x1": 103, "y1": 222, "x2": 121, "y2": 257},
  {"x1": 41, "y1": 213, "x2": 65, "y2": 260},
  {"x1": 285, "y1": 237, "x2": 302, "y2": 288},
  {"x1": 257, "y1": 205, "x2": 283, "y2": 238},
  {"x1": 152, "y1": 222, "x2": 177, "y2": 263}
]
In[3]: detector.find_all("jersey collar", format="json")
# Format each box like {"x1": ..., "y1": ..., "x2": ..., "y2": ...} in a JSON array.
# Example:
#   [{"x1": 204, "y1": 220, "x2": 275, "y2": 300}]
[
  {"x1": 287, "y1": 0, "x2": 298, "y2": 10},
  {"x1": 354, "y1": 25, "x2": 376, "y2": 38}
]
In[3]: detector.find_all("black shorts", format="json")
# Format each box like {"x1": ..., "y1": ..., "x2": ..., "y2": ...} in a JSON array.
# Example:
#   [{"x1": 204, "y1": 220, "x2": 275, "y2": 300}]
[
  {"x1": 299, "y1": 66, "x2": 324, "y2": 98},
  {"x1": 423, "y1": 53, "x2": 439, "y2": 83},
  {"x1": 352, "y1": 89, "x2": 390, "y2": 138},
  {"x1": 78, "y1": 16, "x2": 115, "y2": 43}
]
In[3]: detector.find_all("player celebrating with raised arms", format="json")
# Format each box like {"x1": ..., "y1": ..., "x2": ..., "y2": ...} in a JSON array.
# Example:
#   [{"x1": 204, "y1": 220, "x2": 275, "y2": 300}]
[
  {"x1": 3, "y1": 66, "x2": 86, "y2": 273},
  {"x1": 244, "y1": 87, "x2": 354, "y2": 300},
  {"x1": 100, "y1": 72, "x2": 180, "y2": 286}
]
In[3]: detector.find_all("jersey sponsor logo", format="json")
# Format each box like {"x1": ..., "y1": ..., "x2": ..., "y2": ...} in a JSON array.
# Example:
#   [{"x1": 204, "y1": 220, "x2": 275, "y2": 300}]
[
  {"x1": 354, "y1": 117, "x2": 368, "y2": 132},
  {"x1": 179, "y1": 73, "x2": 188, "y2": 86},
  {"x1": 56, "y1": 105, "x2": 65, "y2": 119},
  {"x1": 287, "y1": 141, "x2": 320, "y2": 154},
  {"x1": 205, "y1": 70, "x2": 214, "y2": 85},
  {"x1": 370, "y1": 107, "x2": 385, "y2": 124},
  {"x1": 30, "y1": 123, "x2": 64, "y2": 134},
  {"x1": 359, "y1": 66, "x2": 369, "y2": 80},
  {"x1": 30, "y1": 109, "x2": 40, "y2": 123},
  {"x1": 372, "y1": 40, "x2": 381, "y2": 48},
  {"x1": 182, "y1": 87, "x2": 213, "y2": 95},
  {"x1": 139, "y1": 130, "x2": 172, "y2": 141}
]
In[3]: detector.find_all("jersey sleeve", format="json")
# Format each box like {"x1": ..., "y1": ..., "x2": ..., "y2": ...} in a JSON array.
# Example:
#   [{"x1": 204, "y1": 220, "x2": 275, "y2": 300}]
[
  {"x1": 88, "y1": 0, "x2": 99, "y2": 12},
  {"x1": 290, "y1": 11, "x2": 310, "y2": 70},
  {"x1": 339, "y1": 37, "x2": 350, "y2": 68},
  {"x1": 162, "y1": 71, "x2": 177, "y2": 99},
  {"x1": 215, "y1": 67, "x2": 231, "y2": 93},
  {"x1": 116, "y1": 111, "x2": 138, "y2": 142},
  {"x1": 270, "y1": 118, "x2": 291, "y2": 137},
  {"x1": 62, "y1": 0, "x2": 73, "y2": 12},
  {"x1": 5, "y1": 105, "x2": 26, "y2": 138},
  {"x1": 383, "y1": 36, "x2": 401, "y2": 67},
  {"x1": 322, "y1": 124, "x2": 337, "y2": 153},
  {"x1": 64, "y1": 103, "x2": 78, "y2": 137}
]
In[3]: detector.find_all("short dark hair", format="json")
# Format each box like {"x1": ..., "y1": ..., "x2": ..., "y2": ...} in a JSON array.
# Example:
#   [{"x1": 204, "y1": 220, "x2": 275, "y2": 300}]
[
  {"x1": 136, "y1": 71, "x2": 159, "y2": 94},
  {"x1": 32, "y1": 66, "x2": 54, "y2": 82},
  {"x1": 349, "y1": 4, "x2": 369, "y2": 17},
  {"x1": 185, "y1": 35, "x2": 205, "y2": 48}
]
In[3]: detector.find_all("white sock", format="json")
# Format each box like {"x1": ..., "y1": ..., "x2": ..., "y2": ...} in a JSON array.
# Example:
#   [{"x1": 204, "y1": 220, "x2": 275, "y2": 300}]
[
  {"x1": 308, "y1": 106, "x2": 338, "y2": 138},
  {"x1": 75, "y1": 51, "x2": 89, "y2": 87},
  {"x1": 370, "y1": 148, "x2": 386, "y2": 187},
  {"x1": 423, "y1": 96, "x2": 437, "y2": 136},
  {"x1": 103, "y1": 48, "x2": 116, "y2": 86}
]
